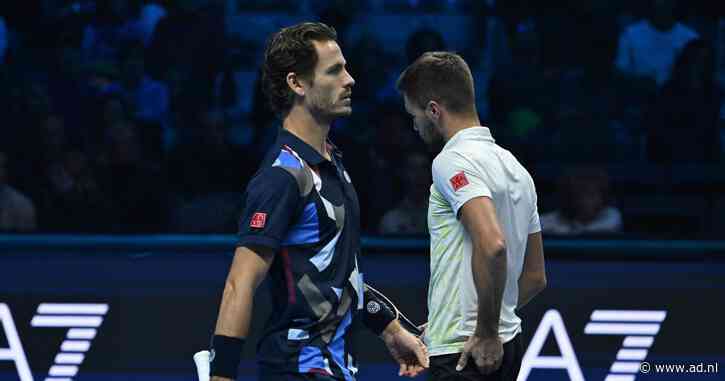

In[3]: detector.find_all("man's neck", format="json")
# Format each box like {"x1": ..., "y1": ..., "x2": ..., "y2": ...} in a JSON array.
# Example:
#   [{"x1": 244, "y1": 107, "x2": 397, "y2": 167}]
[
  {"x1": 283, "y1": 106, "x2": 332, "y2": 160},
  {"x1": 442, "y1": 113, "x2": 482, "y2": 143}
]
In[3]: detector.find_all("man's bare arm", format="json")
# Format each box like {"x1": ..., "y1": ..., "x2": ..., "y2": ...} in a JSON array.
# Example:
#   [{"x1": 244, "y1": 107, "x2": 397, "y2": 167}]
[
  {"x1": 517, "y1": 232, "x2": 546, "y2": 309},
  {"x1": 211, "y1": 246, "x2": 274, "y2": 381},
  {"x1": 459, "y1": 196, "x2": 507, "y2": 339},
  {"x1": 215, "y1": 245, "x2": 274, "y2": 337}
]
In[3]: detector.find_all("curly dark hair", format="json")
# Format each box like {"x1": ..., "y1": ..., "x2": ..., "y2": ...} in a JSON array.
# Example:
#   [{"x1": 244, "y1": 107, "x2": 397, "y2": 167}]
[{"x1": 262, "y1": 22, "x2": 338, "y2": 117}]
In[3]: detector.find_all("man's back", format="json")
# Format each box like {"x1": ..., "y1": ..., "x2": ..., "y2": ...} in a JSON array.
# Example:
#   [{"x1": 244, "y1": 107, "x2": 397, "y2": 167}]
[{"x1": 427, "y1": 127, "x2": 539, "y2": 355}]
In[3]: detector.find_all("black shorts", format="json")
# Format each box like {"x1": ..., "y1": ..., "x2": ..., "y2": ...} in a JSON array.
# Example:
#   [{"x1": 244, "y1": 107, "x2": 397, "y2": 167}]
[{"x1": 428, "y1": 334, "x2": 524, "y2": 381}]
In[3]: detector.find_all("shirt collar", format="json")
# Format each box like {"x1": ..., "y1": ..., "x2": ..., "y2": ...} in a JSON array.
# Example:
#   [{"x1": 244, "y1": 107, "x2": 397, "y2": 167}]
[
  {"x1": 278, "y1": 129, "x2": 338, "y2": 166},
  {"x1": 442, "y1": 126, "x2": 494, "y2": 151}
]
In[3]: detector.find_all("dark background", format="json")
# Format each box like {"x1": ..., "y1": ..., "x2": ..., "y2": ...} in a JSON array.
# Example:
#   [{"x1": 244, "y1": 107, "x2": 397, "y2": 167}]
[{"x1": 0, "y1": 0, "x2": 724, "y2": 237}]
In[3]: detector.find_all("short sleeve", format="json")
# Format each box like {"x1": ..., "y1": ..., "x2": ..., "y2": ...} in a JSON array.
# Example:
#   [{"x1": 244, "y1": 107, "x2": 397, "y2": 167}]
[
  {"x1": 237, "y1": 167, "x2": 301, "y2": 251},
  {"x1": 432, "y1": 151, "x2": 492, "y2": 218},
  {"x1": 529, "y1": 208, "x2": 541, "y2": 234},
  {"x1": 528, "y1": 182, "x2": 541, "y2": 234}
]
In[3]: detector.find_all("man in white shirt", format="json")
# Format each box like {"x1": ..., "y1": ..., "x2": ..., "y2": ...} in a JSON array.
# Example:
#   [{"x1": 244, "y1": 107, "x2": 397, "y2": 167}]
[
  {"x1": 615, "y1": 0, "x2": 698, "y2": 87},
  {"x1": 396, "y1": 52, "x2": 547, "y2": 380}
]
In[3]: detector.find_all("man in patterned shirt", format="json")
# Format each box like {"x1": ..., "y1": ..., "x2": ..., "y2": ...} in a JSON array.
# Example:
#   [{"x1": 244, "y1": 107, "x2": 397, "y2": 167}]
[
  {"x1": 396, "y1": 52, "x2": 548, "y2": 380},
  {"x1": 208, "y1": 22, "x2": 428, "y2": 381}
]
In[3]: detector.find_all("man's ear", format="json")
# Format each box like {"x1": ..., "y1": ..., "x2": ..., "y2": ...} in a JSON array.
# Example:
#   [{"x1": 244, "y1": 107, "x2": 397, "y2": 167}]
[
  {"x1": 287, "y1": 72, "x2": 305, "y2": 97},
  {"x1": 426, "y1": 101, "x2": 441, "y2": 121}
]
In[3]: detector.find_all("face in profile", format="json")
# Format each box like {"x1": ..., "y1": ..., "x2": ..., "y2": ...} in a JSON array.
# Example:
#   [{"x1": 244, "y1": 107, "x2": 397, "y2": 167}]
[
  {"x1": 303, "y1": 40, "x2": 355, "y2": 120},
  {"x1": 403, "y1": 96, "x2": 445, "y2": 152}
]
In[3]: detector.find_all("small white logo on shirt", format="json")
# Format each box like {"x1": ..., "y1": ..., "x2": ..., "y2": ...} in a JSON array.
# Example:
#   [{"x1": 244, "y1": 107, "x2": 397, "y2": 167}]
[{"x1": 366, "y1": 301, "x2": 381, "y2": 314}]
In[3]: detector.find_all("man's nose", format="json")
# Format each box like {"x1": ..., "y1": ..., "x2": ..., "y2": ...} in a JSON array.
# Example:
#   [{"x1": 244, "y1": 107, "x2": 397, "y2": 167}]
[{"x1": 344, "y1": 69, "x2": 355, "y2": 87}]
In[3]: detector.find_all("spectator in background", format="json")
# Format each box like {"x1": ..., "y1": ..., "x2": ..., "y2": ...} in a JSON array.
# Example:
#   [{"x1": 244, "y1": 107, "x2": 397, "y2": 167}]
[
  {"x1": 379, "y1": 152, "x2": 431, "y2": 235},
  {"x1": 0, "y1": 151, "x2": 37, "y2": 232},
  {"x1": 146, "y1": 0, "x2": 226, "y2": 107},
  {"x1": 0, "y1": 15, "x2": 7, "y2": 64},
  {"x1": 6, "y1": 80, "x2": 54, "y2": 158},
  {"x1": 376, "y1": 27, "x2": 447, "y2": 104},
  {"x1": 615, "y1": 0, "x2": 698, "y2": 87},
  {"x1": 212, "y1": 37, "x2": 252, "y2": 126},
  {"x1": 541, "y1": 167, "x2": 622, "y2": 235},
  {"x1": 21, "y1": 115, "x2": 71, "y2": 192},
  {"x1": 47, "y1": 31, "x2": 87, "y2": 145},
  {"x1": 119, "y1": 40, "x2": 169, "y2": 156},
  {"x1": 119, "y1": 40, "x2": 169, "y2": 124},
  {"x1": 33, "y1": 150, "x2": 113, "y2": 232},
  {"x1": 465, "y1": 1, "x2": 511, "y2": 88},
  {"x1": 96, "y1": 121, "x2": 167, "y2": 232},
  {"x1": 356, "y1": 104, "x2": 419, "y2": 230},
  {"x1": 488, "y1": 18, "x2": 555, "y2": 165},
  {"x1": 646, "y1": 39, "x2": 721, "y2": 163},
  {"x1": 81, "y1": 0, "x2": 144, "y2": 63},
  {"x1": 167, "y1": 110, "x2": 249, "y2": 234},
  {"x1": 247, "y1": 69, "x2": 278, "y2": 156},
  {"x1": 347, "y1": 35, "x2": 390, "y2": 111},
  {"x1": 405, "y1": 27, "x2": 446, "y2": 65},
  {"x1": 318, "y1": 0, "x2": 361, "y2": 45},
  {"x1": 86, "y1": 60, "x2": 122, "y2": 97},
  {"x1": 336, "y1": 34, "x2": 391, "y2": 150},
  {"x1": 81, "y1": 93, "x2": 128, "y2": 153},
  {"x1": 138, "y1": 1, "x2": 167, "y2": 47},
  {"x1": 167, "y1": 109, "x2": 251, "y2": 198},
  {"x1": 717, "y1": 17, "x2": 725, "y2": 91}
]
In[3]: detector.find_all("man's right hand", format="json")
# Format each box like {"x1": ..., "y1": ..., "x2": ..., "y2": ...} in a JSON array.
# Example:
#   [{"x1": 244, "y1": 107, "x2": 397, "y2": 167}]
[
  {"x1": 381, "y1": 320, "x2": 429, "y2": 377},
  {"x1": 456, "y1": 334, "x2": 503, "y2": 375}
]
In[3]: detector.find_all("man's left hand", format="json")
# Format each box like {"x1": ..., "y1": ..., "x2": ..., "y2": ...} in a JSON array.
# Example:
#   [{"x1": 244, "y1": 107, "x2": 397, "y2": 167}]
[{"x1": 381, "y1": 320, "x2": 429, "y2": 377}]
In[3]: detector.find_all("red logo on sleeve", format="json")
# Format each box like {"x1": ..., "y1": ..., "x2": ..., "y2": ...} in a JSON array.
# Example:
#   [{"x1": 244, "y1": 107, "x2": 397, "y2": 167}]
[
  {"x1": 449, "y1": 171, "x2": 470, "y2": 191},
  {"x1": 250, "y1": 213, "x2": 267, "y2": 228}
]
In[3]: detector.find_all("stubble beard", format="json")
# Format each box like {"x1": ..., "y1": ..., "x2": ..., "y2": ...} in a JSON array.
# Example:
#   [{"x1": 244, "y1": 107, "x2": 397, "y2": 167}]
[{"x1": 309, "y1": 91, "x2": 350, "y2": 120}]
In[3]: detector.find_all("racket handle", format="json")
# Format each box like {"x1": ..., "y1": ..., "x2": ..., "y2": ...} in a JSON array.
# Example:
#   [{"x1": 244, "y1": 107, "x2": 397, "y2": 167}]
[{"x1": 193, "y1": 350, "x2": 211, "y2": 381}]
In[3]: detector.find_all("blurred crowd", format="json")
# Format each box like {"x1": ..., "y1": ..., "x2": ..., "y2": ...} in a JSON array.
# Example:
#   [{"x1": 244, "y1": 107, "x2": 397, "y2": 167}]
[{"x1": 0, "y1": 0, "x2": 724, "y2": 237}]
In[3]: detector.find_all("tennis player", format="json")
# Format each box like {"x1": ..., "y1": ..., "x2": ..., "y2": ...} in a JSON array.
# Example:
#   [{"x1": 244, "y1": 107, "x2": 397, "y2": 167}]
[
  {"x1": 207, "y1": 22, "x2": 428, "y2": 381},
  {"x1": 397, "y1": 52, "x2": 547, "y2": 381}
]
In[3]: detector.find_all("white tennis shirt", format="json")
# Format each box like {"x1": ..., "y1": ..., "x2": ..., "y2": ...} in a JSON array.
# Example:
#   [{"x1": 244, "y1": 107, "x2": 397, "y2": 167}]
[{"x1": 425, "y1": 127, "x2": 541, "y2": 356}]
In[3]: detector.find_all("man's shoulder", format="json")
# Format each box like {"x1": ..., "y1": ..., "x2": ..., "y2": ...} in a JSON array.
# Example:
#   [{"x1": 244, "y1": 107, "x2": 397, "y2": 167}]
[
  {"x1": 431, "y1": 149, "x2": 464, "y2": 176},
  {"x1": 433, "y1": 145, "x2": 477, "y2": 164},
  {"x1": 250, "y1": 145, "x2": 313, "y2": 196},
  {"x1": 436, "y1": 140, "x2": 501, "y2": 164}
]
